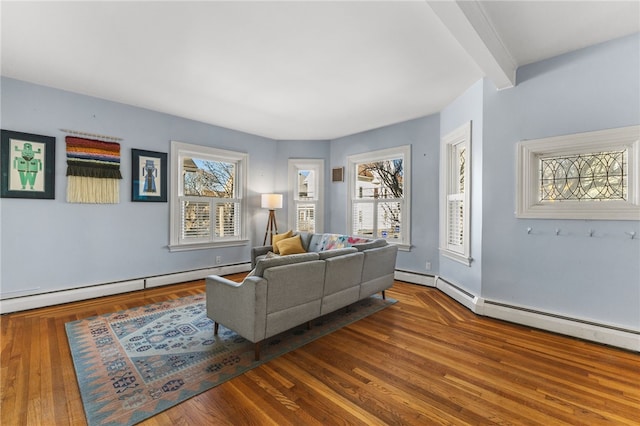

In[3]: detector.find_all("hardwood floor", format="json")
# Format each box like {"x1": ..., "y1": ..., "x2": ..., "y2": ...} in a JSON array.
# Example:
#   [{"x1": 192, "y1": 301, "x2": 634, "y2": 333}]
[{"x1": 2, "y1": 276, "x2": 639, "y2": 425}]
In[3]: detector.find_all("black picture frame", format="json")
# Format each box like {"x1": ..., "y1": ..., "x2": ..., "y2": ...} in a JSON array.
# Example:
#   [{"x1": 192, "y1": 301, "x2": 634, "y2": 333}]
[
  {"x1": 1, "y1": 129, "x2": 56, "y2": 199},
  {"x1": 131, "y1": 148, "x2": 167, "y2": 202}
]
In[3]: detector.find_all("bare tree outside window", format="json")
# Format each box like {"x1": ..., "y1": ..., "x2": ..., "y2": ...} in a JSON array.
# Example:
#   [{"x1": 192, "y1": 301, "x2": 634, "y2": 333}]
[{"x1": 356, "y1": 159, "x2": 403, "y2": 238}]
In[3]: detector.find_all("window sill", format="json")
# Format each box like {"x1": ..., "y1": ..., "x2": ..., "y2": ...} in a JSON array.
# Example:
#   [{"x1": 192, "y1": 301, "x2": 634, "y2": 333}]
[
  {"x1": 440, "y1": 248, "x2": 472, "y2": 266},
  {"x1": 389, "y1": 241, "x2": 412, "y2": 252},
  {"x1": 168, "y1": 239, "x2": 250, "y2": 252}
]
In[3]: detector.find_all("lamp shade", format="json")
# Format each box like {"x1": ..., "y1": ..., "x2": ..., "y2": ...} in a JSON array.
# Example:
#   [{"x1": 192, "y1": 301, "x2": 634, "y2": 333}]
[{"x1": 261, "y1": 193, "x2": 283, "y2": 209}]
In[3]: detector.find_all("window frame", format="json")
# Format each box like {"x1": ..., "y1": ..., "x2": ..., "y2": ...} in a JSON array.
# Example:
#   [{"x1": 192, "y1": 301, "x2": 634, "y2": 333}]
[
  {"x1": 516, "y1": 125, "x2": 640, "y2": 220},
  {"x1": 288, "y1": 159, "x2": 324, "y2": 234},
  {"x1": 347, "y1": 145, "x2": 411, "y2": 250},
  {"x1": 169, "y1": 141, "x2": 249, "y2": 252},
  {"x1": 440, "y1": 121, "x2": 472, "y2": 266}
]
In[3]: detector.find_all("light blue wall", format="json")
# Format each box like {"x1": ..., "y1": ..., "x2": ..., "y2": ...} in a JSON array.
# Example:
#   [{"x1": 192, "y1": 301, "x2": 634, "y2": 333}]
[
  {"x1": 2, "y1": 33, "x2": 638, "y2": 331},
  {"x1": 329, "y1": 114, "x2": 441, "y2": 275},
  {"x1": 0, "y1": 77, "x2": 276, "y2": 297},
  {"x1": 438, "y1": 79, "x2": 484, "y2": 295},
  {"x1": 481, "y1": 33, "x2": 640, "y2": 328}
]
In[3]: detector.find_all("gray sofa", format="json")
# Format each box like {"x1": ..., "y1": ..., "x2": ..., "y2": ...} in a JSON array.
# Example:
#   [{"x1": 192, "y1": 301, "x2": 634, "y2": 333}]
[{"x1": 206, "y1": 232, "x2": 398, "y2": 359}]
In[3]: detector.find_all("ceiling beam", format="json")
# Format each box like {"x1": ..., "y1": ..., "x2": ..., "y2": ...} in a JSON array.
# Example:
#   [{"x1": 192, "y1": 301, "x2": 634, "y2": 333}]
[{"x1": 428, "y1": 0, "x2": 516, "y2": 90}]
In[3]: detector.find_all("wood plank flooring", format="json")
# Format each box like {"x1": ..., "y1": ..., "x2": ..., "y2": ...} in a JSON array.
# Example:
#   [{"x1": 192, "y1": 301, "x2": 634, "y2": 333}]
[{"x1": 1, "y1": 276, "x2": 639, "y2": 425}]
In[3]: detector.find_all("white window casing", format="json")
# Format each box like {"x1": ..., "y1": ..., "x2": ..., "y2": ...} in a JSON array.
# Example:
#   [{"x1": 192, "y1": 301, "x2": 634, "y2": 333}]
[
  {"x1": 440, "y1": 121, "x2": 472, "y2": 266},
  {"x1": 347, "y1": 145, "x2": 411, "y2": 250},
  {"x1": 288, "y1": 159, "x2": 324, "y2": 234},
  {"x1": 169, "y1": 141, "x2": 249, "y2": 251},
  {"x1": 516, "y1": 125, "x2": 640, "y2": 220}
]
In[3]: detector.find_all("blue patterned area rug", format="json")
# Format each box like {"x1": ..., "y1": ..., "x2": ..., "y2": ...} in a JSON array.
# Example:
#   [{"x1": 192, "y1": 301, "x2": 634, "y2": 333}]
[{"x1": 65, "y1": 293, "x2": 396, "y2": 426}]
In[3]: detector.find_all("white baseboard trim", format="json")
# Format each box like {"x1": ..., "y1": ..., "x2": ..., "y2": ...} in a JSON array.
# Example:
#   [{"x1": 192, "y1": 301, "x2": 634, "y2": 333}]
[
  {"x1": 0, "y1": 279, "x2": 145, "y2": 314},
  {"x1": 482, "y1": 300, "x2": 640, "y2": 352},
  {"x1": 145, "y1": 263, "x2": 251, "y2": 288},
  {"x1": 435, "y1": 276, "x2": 484, "y2": 314},
  {"x1": 0, "y1": 263, "x2": 253, "y2": 314},
  {"x1": 432, "y1": 275, "x2": 638, "y2": 352},
  {"x1": 394, "y1": 270, "x2": 436, "y2": 287}
]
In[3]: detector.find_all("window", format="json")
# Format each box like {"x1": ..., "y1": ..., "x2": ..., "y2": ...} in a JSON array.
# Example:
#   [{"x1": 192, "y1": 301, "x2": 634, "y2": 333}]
[
  {"x1": 347, "y1": 145, "x2": 411, "y2": 249},
  {"x1": 440, "y1": 122, "x2": 471, "y2": 265},
  {"x1": 288, "y1": 159, "x2": 324, "y2": 233},
  {"x1": 169, "y1": 141, "x2": 248, "y2": 251},
  {"x1": 517, "y1": 125, "x2": 639, "y2": 220}
]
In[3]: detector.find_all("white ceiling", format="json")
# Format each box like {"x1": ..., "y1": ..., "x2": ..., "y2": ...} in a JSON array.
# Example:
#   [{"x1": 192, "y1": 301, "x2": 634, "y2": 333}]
[{"x1": 1, "y1": 1, "x2": 638, "y2": 140}]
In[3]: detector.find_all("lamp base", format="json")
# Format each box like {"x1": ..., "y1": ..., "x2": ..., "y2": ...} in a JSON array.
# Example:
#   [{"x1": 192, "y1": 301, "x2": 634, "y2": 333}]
[{"x1": 263, "y1": 209, "x2": 278, "y2": 245}]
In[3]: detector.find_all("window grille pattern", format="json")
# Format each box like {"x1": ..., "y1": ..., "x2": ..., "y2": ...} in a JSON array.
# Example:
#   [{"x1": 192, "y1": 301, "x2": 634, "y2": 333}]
[{"x1": 540, "y1": 150, "x2": 627, "y2": 201}]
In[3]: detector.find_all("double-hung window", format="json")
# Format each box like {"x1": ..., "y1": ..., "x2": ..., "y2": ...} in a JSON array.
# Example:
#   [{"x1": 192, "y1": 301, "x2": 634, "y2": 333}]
[
  {"x1": 347, "y1": 145, "x2": 411, "y2": 249},
  {"x1": 169, "y1": 141, "x2": 248, "y2": 251},
  {"x1": 440, "y1": 122, "x2": 471, "y2": 265},
  {"x1": 288, "y1": 159, "x2": 324, "y2": 233}
]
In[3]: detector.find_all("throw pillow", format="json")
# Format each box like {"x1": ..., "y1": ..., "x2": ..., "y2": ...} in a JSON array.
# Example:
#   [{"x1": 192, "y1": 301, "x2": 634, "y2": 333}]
[
  {"x1": 276, "y1": 234, "x2": 307, "y2": 255},
  {"x1": 271, "y1": 230, "x2": 293, "y2": 254}
]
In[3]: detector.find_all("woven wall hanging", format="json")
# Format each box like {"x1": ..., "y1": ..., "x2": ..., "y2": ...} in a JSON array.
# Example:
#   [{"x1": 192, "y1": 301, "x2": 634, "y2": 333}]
[{"x1": 66, "y1": 136, "x2": 122, "y2": 203}]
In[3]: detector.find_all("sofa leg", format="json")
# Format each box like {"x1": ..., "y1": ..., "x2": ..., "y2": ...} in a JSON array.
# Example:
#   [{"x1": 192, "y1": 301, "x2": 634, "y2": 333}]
[
  {"x1": 255, "y1": 342, "x2": 261, "y2": 361},
  {"x1": 214, "y1": 322, "x2": 219, "y2": 335},
  {"x1": 307, "y1": 320, "x2": 312, "y2": 330},
  {"x1": 381, "y1": 290, "x2": 386, "y2": 300}
]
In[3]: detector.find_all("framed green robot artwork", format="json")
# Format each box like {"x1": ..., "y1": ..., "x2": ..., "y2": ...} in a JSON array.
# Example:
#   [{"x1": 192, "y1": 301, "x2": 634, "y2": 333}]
[{"x1": 1, "y1": 129, "x2": 56, "y2": 199}]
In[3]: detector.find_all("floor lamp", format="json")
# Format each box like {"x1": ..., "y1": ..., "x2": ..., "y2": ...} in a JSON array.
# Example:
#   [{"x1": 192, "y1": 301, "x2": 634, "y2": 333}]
[{"x1": 262, "y1": 193, "x2": 283, "y2": 245}]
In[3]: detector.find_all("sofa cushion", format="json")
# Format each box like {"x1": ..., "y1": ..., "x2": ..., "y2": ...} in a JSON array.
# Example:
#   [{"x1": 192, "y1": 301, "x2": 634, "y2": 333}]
[
  {"x1": 277, "y1": 234, "x2": 307, "y2": 255},
  {"x1": 297, "y1": 232, "x2": 313, "y2": 251},
  {"x1": 253, "y1": 252, "x2": 319, "y2": 277},
  {"x1": 352, "y1": 238, "x2": 388, "y2": 251},
  {"x1": 317, "y1": 247, "x2": 357, "y2": 260},
  {"x1": 271, "y1": 230, "x2": 293, "y2": 254}
]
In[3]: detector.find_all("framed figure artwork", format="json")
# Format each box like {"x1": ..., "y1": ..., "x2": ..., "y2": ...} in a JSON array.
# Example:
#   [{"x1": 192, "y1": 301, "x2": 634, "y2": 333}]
[
  {"x1": 131, "y1": 149, "x2": 167, "y2": 202},
  {"x1": 1, "y1": 129, "x2": 56, "y2": 199}
]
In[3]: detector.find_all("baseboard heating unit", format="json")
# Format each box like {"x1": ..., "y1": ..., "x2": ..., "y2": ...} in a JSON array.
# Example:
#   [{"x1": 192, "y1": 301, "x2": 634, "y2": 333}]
[
  {"x1": 398, "y1": 272, "x2": 639, "y2": 352},
  {"x1": 0, "y1": 263, "x2": 252, "y2": 314}
]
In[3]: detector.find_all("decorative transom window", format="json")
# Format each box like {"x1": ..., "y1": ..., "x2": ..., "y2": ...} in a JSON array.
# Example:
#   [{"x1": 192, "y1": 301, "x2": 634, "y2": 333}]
[
  {"x1": 517, "y1": 125, "x2": 639, "y2": 220},
  {"x1": 288, "y1": 159, "x2": 324, "y2": 234},
  {"x1": 347, "y1": 145, "x2": 411, "y2": 250},
  {"x1": 440, "y1": 122, "x2": 471, "y2": 266},
  {"x1": 169, "y1": 141, "x2": 248, "y2": 251}
]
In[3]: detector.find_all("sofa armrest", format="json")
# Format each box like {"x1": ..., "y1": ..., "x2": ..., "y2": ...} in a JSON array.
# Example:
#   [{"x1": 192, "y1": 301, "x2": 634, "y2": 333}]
[
  {"x1": 251, "y1": 245, "x2": 274, "y2": 268},
  {"x1": 206, "y1": 275, "x2": 267, "y2": 343}
]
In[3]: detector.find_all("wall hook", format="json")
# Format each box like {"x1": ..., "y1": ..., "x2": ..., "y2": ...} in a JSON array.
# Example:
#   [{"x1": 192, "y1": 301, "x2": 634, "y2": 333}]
[
  {"x1": 527, "y1": 227, "x2": 532, "y2": 235},
  {"x1": 588, "y1": 229, "x2": 594, "y2": 237},
  {"x1": 555, "y1": 228, "x2": 561, "y2": 236},
  {"x1": 627, "y1": 231, "x2": 636, "y2": 239}
]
